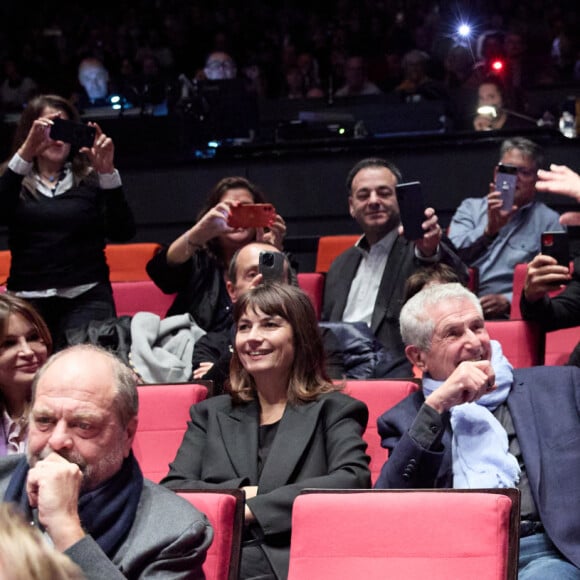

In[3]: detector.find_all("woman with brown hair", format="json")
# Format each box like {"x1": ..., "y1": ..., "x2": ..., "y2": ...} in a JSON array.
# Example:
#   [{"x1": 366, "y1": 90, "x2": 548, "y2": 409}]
[
  {"x1": 162, "y1": 283, "x2": 370, "y2": 579},
  {"x1": 146, "y1": 176, "x2": 286, "y2": 332},
  {"x1": 0, "y1": 94, "x2": 135, "y2": 349},
  {"x1": 0, "y1": 293, "x2": 51, "y2": 455}
]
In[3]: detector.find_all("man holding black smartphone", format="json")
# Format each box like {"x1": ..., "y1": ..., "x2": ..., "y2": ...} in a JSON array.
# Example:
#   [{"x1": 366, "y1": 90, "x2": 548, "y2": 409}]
[
  {"x1": 520, "y1": 164, "x2": 580, "y2": 366},
  {"x1": 448, "y1": 137, "x2": 563, "y2": 319},
  {"x1": 322, "y1": 157, "x2": 466, "y2": 372}
]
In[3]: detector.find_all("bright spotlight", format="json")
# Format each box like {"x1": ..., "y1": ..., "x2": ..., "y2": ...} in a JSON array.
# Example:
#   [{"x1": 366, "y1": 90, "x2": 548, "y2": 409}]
[{"x1": 457, "y1": 24, "x2": 471, "y2": 38}]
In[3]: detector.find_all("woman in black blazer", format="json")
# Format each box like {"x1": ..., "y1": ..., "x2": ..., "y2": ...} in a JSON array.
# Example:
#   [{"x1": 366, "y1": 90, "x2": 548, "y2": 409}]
[{"x1": 162, "y1": 283, "x2": 371, "y2": 579}]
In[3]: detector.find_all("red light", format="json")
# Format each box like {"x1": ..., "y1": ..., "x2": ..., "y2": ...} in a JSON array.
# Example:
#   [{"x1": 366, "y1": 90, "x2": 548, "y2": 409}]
[{"x1": 491, "y1": 59, "x2": 504, "y2": 72}]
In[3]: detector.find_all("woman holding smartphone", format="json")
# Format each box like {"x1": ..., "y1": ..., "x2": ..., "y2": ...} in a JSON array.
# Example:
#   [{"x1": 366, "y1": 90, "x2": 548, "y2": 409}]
[
  {"x1": 146, "y1": 176, "x2": 286, "y2": 332},
  {"x1": 0, "y1": 94, "x2": 135, "y2": 349}
]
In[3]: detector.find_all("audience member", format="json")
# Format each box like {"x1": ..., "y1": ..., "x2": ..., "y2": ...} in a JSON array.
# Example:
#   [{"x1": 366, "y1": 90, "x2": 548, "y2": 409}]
[
  {"x1": 202, "y1": 51, "x2": 237, "y2": 81},
  {"x1": 520, "y1": 164, "x2": 580, "y2": 365},
  {"x1": 402, "y1": 262, "x2": 464, "y2": 303},
  {"x1": 146, "y1": 176, "x2": 285, "y2": 333},
  {"x1": 322, "y1": 157, "x2": 466, "y2": 376},
  {"x1": 375, "y1": 282, "x2": 580, "y2": 578},
  {"x1": 448, "y1": 137, "x2": 563, "y2": 319},
  {"x1": 0, "y1": 57, "x2": 39, "y2": 114},
  {"x1": 192, "y1": 241, "x2": 342, "y2": 391},
  {"x1": 394, "y1": 49, "x2": 448, "y2": 102},
  {"x1": 472, "y1": 75, "x2": 531, "y2": 131},
  {"x1": 0, "y1": 502, "x2": 85, "y2": 579},
  {"x1": 334, "y1": 55, "x2": 382, "y2": 98},
  {"x1": 0, "y1": 344, "x2": 212, "y2": 578},
  {"x1": 75, "y1": 57, "x2": 115, "y2": 110},
  {"x1": 0, "y1": 94, "x2": 136, "y2": 349},
  {"x1": 162, "y1": 283, "x2": 371, "y2": 579},
  {"x1": 0, "y1": 293, "x2": 51, "y2": 456}
]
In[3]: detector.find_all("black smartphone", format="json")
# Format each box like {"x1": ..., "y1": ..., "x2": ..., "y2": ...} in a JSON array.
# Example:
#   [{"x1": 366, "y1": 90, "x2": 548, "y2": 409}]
[
  {"x1": 495, "y1": 163, "x2": 518, "y2": 211},
  {"x1": 396, "y1": 181, "x2": 425, "y2": 241},
  {"x1": 541, "y1": 231, "x2": 570, "y2": 267},
  {"x1": 259, "y1": 251, "x2": 286, "y2": 283},
  {"x1": 49, "y1": 118, "x2": 96, "y2": 149}
]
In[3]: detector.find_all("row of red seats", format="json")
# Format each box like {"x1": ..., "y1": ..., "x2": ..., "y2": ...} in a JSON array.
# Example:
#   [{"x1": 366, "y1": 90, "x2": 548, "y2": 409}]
[
  {"x1": 0, "y1": 242, "x2": 576, "y2": 364},
  {"x1": 135, "y1": 380, "x2": 519, "y2": 580}
]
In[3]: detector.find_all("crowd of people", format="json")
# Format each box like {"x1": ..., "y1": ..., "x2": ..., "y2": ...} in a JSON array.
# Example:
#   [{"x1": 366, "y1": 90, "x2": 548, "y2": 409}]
[{"x1": 0, "y1": 0, "x2": 578, "y2": 130}]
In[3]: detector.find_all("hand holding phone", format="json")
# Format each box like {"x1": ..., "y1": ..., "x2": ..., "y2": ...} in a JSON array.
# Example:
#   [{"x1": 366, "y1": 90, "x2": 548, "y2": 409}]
[
  {"x1": 495, "y1": 163, "x2": 518, "y2": 211},
  {"x1": 541, "y1": 231, "x2": 570, "y2": 267},
  {"x1": 227, "y1": 204, "x2": 275, "y2": 229},
  {"x1": 49, "y1": 118, "x2": 96, "y2": 150},
  {"x1": 259, "y1": 251, "x2": 286, "y2": 283},
  {"x1": 396, "y1": 181, "x2": 425, "y2": 241}
]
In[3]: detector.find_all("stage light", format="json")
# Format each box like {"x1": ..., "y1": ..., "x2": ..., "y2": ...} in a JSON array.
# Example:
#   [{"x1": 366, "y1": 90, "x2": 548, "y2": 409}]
[
  {"x1": 491, "y1": 59, "x2": 504, "y2": 72},
  {"x1": 457, "y1": 24, "x2": 471, "y2": 38}
]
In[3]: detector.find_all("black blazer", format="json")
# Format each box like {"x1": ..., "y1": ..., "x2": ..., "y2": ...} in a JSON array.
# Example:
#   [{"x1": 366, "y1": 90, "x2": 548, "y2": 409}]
[
  {"x1": 375, "y1": 366, "x2": 580, "y2": 570},
  {"x1": 323, "y1": 235, "x2": 466, "y2": 368},
  {"x1": 162, "y1": 391, "x2": 371, "y2": 579}
]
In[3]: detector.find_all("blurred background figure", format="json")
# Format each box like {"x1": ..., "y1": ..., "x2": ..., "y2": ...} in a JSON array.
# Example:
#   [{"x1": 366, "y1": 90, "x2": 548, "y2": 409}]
[
  {"x1": 0, "y1": 503, "x2": 85, "y2": 580},
  {"x1": 335, "y1": 55, "x2": 382, "y2": 97},
  {"x1": 0, "y1": 293, "x2": 51, "y2": 456},
  {"x1": 203, "y1": 51, "x2": 237, "y2": 81},
  {"x1": 0, "y1": 57, "x2": 39, "y2": 115},
  {"x1": 76, "y1": 57, "x2": 113, "y2": 109}
]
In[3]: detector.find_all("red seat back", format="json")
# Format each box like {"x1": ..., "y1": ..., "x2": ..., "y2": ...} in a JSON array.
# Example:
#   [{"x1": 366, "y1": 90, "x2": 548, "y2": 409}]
[
  {"x1": 133, "y1": 383, "x2": 208, "y2": 482},
  {"x1": 486, "y1": 320, "x2": 541, "y2": 367},
  {"x1": 544, "y1": 327, "x2": 580, "y2": 365},
  {"x1": 315, "y1": 235, "x2": 359, "y2": 273},
  {"x1": 177, "y1": 490, "x2": 244, "y2": 580},
  {"x1": 105, "y1": 242, "x2": 162, "y2": 282},
  {"x1": 344, "y1": 380, "x2": 419, "y2": 485},
  {"x1": 288, "y1": 489, "x2": 519, "y2": 580},
  {"x1": 112, "y1": 280, "x2": 176, "y2": 318},
  {"x1": 296, "y1": 272, "x2": 324, "y2": 320}
]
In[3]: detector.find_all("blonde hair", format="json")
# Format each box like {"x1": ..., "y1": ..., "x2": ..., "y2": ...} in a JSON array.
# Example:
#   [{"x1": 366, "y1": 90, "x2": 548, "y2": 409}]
[{"x1": 0, "y1": 503, "x2": 85, "y2": 580}]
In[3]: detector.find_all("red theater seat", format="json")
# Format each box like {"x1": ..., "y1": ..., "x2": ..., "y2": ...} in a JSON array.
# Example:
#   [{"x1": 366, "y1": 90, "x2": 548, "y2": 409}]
[
  {"x1": 105, "y1": 242, "x2": 162, "y2": 282},
  {"x1": 315, "y1": 235, "x2": 359, "y2": 273},
  {"x1": 296, "y1": 272, "x2": 324, "y2": 319},
  {"x1": 177, "y1": 489, "x2": 243, "y2": 580},
  {"x1": 544, "y1": 327, "x2": 580, "y2": 366},
  {"x1": 486, "y1": 320, "x2": 541, "y2": 367},
  {"x1": 344, "y1": 380, "x2": 419, "y2": 485},
  {"x1": 112, "y1": 280, "x2": 176, "y2": 318},
  {"x1": 288, "y1": 489, "x2": 520, "y2": 580},
  {"x1": 133, "y1": 383, "x2": 208, "y2": 482}
]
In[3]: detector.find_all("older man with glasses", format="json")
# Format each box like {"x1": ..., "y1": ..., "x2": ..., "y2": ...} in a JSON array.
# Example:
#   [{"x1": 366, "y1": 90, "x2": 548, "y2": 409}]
[{"x1": 448, "y1": 136, "x2": 564, "y2": 319}]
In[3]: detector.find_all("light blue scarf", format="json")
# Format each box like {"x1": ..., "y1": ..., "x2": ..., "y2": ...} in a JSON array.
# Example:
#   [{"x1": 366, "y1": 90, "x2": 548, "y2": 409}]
[{"x1": 422, "y1": 340, "x2": 521, "y2": 488}]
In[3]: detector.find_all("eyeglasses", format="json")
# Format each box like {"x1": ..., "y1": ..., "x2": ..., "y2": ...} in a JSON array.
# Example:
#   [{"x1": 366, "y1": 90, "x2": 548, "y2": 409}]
[
  {"x1": 515, "y1": 167, "x2": 536, "y2": 178},
  {"x1": 206, "y1": 61, "x2": 236, "y2": 71}
]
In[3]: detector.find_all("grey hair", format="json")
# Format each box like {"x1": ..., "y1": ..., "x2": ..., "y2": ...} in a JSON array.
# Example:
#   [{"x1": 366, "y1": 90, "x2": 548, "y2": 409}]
[
  {"x1": 400, "y1": 283, "x2": 483, "y2": 351},
  {"x1": 31, "y1": 344, "x2": 138, "y2": 428},
  {"x1": 500, "y1": 137, "x2": 544, "y2": 170}
]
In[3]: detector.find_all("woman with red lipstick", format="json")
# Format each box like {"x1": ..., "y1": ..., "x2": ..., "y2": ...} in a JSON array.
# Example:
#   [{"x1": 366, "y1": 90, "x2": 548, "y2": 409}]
[
  {"x1": 0, "y1": 293, "x2": 51, "y2": 456},
  {"x1": 162, "y1": 283, "x2": 371, "y2": 579},
  {"x1": 0, "y1": 94, "x2": 135, "y2": 350}
]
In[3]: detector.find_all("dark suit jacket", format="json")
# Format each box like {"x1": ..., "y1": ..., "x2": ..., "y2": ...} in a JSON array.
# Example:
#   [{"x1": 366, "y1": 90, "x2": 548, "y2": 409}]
[
  {"x1": 375, "y1": 365, "x2": 580, "y2": 570},
  {"x1": 0, "y1": 455, "x2": 212, "y2": 579},
  {"x1": 161, "y1": 391, "x2": 371, "y2": 579},
  {"x1": 322, "y1": 235, "x2": 466, "y2": 371}
]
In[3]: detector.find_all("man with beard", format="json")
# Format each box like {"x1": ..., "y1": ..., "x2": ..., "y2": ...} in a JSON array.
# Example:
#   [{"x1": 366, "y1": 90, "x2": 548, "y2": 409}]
[
  {"x1": 0, "y1": 344, "x2": 212, "y2": 579},
  {"x1": 322, "y1": 157, "x2": 466, "y2": 375}
]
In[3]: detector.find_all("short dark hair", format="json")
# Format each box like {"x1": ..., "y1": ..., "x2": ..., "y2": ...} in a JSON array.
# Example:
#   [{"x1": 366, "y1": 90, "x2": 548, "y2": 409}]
[
  {"x1": 229, "y1": 284, "x2": 336, "y2": 404},
  {"x1": 196, "y1": 176, "x2": 267, "y2": 264},
  {"x1": 345, "y1": 158, "x2": 402, "y2": 194}
]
